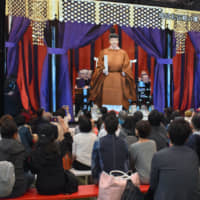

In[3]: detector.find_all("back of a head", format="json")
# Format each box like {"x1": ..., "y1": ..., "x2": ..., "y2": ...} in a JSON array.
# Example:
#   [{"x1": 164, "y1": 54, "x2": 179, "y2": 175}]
[
  {"x1": 97, "y1": 117, "x2": 103, "y2": 131},
  {"x1": 38, "y1": 123, "x2": 58, "y2": 144},
  {"x1": 14, "y1": 115, "x2": 26, "y2": 126},
  {"x1": 170, "y1": 110, "x2": 181, "y2": 121},
  {"x1": 148, "y1": 110, "x2": 161, "y2": 126},
  {"x1": 0, "y1": 115, "x2": 14, "y2": 124},
  {"x1": 118, "y1": 110, "x2": 128, "y2": 126},
  {"x1": 118, "y1": 110, "x2": 128, "y2": 121},
  {"x1": 123, "y1": 116, "x2": 134, "y2": 132},
  {"x1": 36, "y1": 108, "x2": 44, "y2": 118},
  {"x1": 0, "y1": 119, "x2": 18, "y2": 139},
  {"x1": 133, "y1": 111, "x2": 143, "y2": 123},
  {"x1": 164, "y1": 107, "x2": 174, "y2": 124},
  {"x1": 191, "y1": 114, "x2": 200, "y2": 131},
  {"x1": 42, "y1": 112, "x2": 52, "y2": 122},
  {"x1": 78, "y1": 115, "x2": 92, "y2": 133},
  {"x1": 100, "y1": 107, "x2": 108, "y2": 118},
  {"x1": 135, "y1": 120, "x2": 151, "y2": 138},
  {"x1": 100, "y1": 107, "x2": 108, "y2": 122},
  {"x1": 104, "y1": 115, "x2": 118, "y2": 135},
  {"x1": 83, "y1": 110, "x2": 92, "y2": 120},
  {"x1": 168, "y1": 119, "x2": 192, "y2": 145},
  {"x1": 54, "y1": 108, "x2": 65, "y2": 118},
  {"x1": 108, "y1": 110, "x2": 117, "y2": 118}
]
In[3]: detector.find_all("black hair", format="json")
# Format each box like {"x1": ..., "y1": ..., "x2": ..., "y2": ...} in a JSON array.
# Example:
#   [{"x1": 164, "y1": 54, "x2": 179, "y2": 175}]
[
  {"x1": 191, "y1": 114, "x2": 200, "y2": 131},
  {"x1": 148, "y1": 110, "x2": 161, "y2": 126},
  {"x1": 14, "y1": 114, "x2": 26, "y2": 126},
  {"x1": 78, "y1": 115, "x2": 92, "y2": 133},
  {"x1": 100, "y1": 107, "x2": 108, "y2": 115},
  {"x1": 38, "y1": 123, "x2": 58, "y2": 144},
  {"x1": 160, "y1": 112, "x2": 168, "y2": 127},
  {"x1": 36, "y1": 108, "x2": 44, "y2": 117},
  {"x1": 168, "y1": 119, "x2": 192, "y2": 145},
  {"x1": 100, "y1": 107, "x2": 108, "y2": 121},
  {"x1": 104, "y1": 115, "x2": 119, "y2": 135},
  {"x1": 108, "y1": 110, "x2": 117, "y2": 118},
  {"x1": 122, "y1": 116, "x2": 134, "y2": 132},
  {"x1": 164, "y1": 107, "x2": 174, "y2": 123},
  {"x1": 36, "y1": 123, "x2": 61, "y2": 158},
  {"x1": 135, "y1": 120, "x2": 151, "y2": 138},
  {"x1": 97, "y1": 118, "x2": 103, "y2": 131},
  {"x1": 133, "y1": 111, "x2": 143, "y2": 123},
  {"x1": 54, "y1": 108, "x2": 66, "y2": 118},
  {"x1": 83, "y1": 110, "x2": 92, "y2": 120},
  {"x1": 170, "y1": 111, "x2": 181, "y2": 121},
  {"x1": 0, "y1": 119, "x2": 18, "y2": 139}
]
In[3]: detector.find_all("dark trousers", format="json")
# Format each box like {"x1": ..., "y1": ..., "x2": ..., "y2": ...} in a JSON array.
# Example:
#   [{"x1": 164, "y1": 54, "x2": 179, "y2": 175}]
[{"x1": 72, "y1": 160, "x2": 91, "y2": 170}]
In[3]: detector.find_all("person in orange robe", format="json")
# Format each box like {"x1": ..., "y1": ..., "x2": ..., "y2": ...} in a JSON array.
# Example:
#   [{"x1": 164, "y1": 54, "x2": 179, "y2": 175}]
[{"x1": 89, "y1": 30, "x2": 136, "y2": 110}]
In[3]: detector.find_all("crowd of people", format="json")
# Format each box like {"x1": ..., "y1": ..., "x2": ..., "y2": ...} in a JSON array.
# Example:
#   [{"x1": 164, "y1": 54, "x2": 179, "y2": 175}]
[{"x1": 0, "y1": 106, "x2": 200, "y2": 200}]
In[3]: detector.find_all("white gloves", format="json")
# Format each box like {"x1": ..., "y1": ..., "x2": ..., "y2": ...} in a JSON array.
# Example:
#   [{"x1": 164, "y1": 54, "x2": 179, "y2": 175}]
[
  {"x1": 122, "y1": 72, "x2": 126, "y2": 77},
  {"x1": 103, "y1": 69, "x2": 109, "y2": 76}
]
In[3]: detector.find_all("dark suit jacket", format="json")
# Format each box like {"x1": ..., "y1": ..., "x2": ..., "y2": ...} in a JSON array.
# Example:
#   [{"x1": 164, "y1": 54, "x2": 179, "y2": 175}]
[{"x1": 150, "y1": 146, "x2": 199, "y2": 200}]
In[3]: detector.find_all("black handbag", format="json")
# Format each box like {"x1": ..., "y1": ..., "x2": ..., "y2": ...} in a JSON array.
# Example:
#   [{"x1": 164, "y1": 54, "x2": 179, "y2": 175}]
[
  {"x1": 64, "y1": 170, "x2": 78, "y2": 194},
  {"x1": 121, "y1": 179, "x2": 145, "y2": 200},
  {"x1": 144, "y1": 187, "x2": 154, "y2": 200}
]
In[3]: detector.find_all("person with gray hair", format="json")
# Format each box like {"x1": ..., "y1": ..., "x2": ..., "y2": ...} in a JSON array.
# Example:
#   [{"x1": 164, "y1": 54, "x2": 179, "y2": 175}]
[{"x1": 118, "y1": 110, "x2": 128, "y2": 126}]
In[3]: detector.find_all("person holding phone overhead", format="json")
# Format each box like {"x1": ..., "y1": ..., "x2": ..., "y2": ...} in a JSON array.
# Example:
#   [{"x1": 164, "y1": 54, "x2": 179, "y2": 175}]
[{"x1": 89, "y1": 28, "x2": 136, "y2": 110}]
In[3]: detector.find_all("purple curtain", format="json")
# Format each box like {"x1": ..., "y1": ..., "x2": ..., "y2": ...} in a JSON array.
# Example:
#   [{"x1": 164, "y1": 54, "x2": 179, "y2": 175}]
[
  {"x1": 40, "y1": 22, "x2": 111, "y2": 116},
  {"x1": 188, "y1": 32, "x2": 200, "y2": 109},
  {"x1": 122, "y1": 27, "x2": 174, "y2": 112},
  {"x1": 5, "y1": 17, "x2": 30, "y2": 77}
]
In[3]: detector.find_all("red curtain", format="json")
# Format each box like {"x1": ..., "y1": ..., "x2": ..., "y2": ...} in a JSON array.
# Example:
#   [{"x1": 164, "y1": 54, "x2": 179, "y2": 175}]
[
  {"x1": 17, "y1": 26, "x2": 46, "y2": 112},
  {"x1": 173, "y1": 35, "x2": 195, "y2": 111}
]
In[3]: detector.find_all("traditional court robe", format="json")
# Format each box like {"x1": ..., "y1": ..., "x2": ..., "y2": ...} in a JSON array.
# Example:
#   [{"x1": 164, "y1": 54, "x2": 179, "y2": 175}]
[{"x1": 89, "y1": 48, "x2": 136, "y2": 109}]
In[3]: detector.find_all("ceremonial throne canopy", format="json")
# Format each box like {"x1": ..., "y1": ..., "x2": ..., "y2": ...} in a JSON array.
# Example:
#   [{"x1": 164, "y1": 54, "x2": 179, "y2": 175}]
[{"x1": 5, "y1": 0, "x2": 200, "y2": 115}]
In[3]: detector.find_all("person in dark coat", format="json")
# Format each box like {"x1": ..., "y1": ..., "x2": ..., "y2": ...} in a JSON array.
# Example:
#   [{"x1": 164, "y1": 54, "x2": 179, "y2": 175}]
[
  {"x1": 150, "y1": 119, "x2": 200, "y2": 200},
  {"x1": 0, "y1": 118, "x2": 33, "y2": 198},
  {"x1": 92, "y1": 115, "x2": 129, "y2": 182},
  {"x1": 29, "y1": 122, "x2": 76, "y2": 195},
  {"x1": 148, "y1": 110, "x2": 169, "y2": 151},
  {"x1": 185, "y1": 113, "x2": 200, "y2": 163},
  {"x1": 30, "y1": 108, "x2": 50, "y2": 134},
  {"x1": 119, "y1": 116, "x2": 138, "y2": 149}
]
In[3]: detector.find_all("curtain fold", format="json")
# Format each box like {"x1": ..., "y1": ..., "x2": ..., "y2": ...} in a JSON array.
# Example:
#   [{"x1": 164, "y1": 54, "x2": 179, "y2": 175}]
[
  {"x1": 189, "y1": 32, "x2": 200, "y2": 109},
  {"x1": 180, "y1": 37, "x2": 195, "y2": 110},
  {"x1": 6, "y1": 17, "x2": 30, "y2": 77},
  {"x1": 122, "y1": 27, "x2": 175, "y2": 112},
  {"x1": 40, "y1": 22, "x2": 111, "y2": 116}
]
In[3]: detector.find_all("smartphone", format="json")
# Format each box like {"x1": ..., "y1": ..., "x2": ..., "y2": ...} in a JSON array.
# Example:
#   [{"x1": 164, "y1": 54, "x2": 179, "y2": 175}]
[{"x1": 51, "y1": 116, "x2": 58, "y2": 122}]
